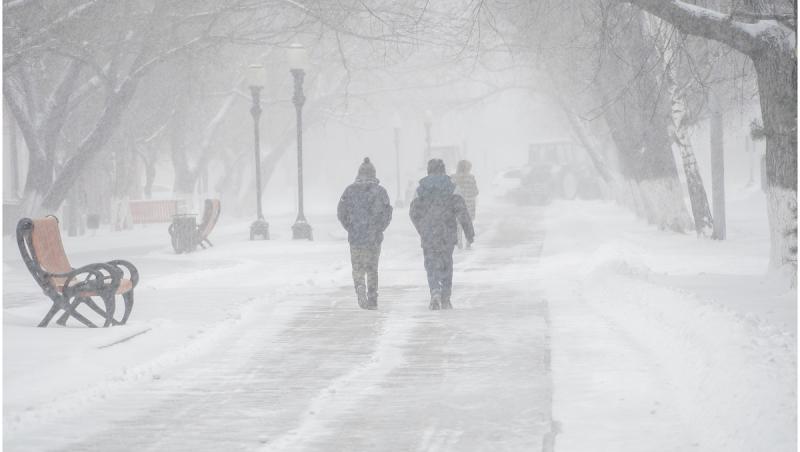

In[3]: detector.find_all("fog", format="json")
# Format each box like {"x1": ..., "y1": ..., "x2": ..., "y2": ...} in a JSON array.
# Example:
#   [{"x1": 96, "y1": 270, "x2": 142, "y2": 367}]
[{"x1": 3, "y1": 1, "x2": 796, "y2": 451}]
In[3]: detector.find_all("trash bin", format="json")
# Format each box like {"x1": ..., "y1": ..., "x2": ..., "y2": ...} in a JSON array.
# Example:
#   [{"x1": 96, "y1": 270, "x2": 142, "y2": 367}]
[
  {"x1": 87, "y1": 214, "x2": 100, "y2": 230},
  {"x1": 170, "y1": 214, "x2": 197, "y2": 253}
]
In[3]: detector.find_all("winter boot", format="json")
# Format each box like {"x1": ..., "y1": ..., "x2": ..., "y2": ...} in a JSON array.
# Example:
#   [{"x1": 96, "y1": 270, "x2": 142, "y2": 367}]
[
  {"x1": 356, "y1": 284, "x2": 368, "y2": 309},
  {"x1": 429, "y1": 290, "x2": 442, "y2": 310},
  {"x1": 366, "y1": 294, "x2": 378, "y2": 310},
  {"x1": 441, "y1": 297, "x2": 453, "y2": 310}
]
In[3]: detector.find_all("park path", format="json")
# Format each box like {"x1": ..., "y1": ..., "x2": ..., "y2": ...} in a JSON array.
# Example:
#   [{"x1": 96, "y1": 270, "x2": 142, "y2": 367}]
[{"x1": 5, "y1": 202, "x2": 552, "y2": 452}]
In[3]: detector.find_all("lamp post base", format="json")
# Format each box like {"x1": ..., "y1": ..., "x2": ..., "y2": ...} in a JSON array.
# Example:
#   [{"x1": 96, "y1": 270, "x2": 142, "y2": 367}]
[
  {"x1": 250, "y1": 219, "x2": 270, "y2": 240},
  {"x1": 292, "y1": 219, "x2": 313, "y2": 240}
]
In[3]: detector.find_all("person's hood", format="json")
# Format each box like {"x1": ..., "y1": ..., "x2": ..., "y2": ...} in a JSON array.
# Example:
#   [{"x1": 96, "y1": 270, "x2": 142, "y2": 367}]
[
  {"x1": 417, "y1": 174, "x2": 455, "y2": 198},
  {"x1": 355, "y1": 176, "x2": 380, "y2": 185}
]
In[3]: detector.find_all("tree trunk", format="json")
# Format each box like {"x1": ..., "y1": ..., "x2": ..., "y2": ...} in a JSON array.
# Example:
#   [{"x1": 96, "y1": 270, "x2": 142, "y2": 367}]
[
  {"x1": 40, "y1": 76, "x2": 140, "y2": 212},
  {"x1": 65, "y1": 187, "x2": 80, "y2": 237},
  {"x1": 670, "y1": 84, "x2": 714, "y2": 237},
  {"x1": 754, "y1": 47, "x2": 798, "y2": 275},
  {"x1": 655, "y1": 18, "x2": 714, "y2": 237},
  {"x1": 134, "y1": 146, "x2": 157, "y2": 200},
  {"x1": 709, "y1": 92, "x2": 727, "y2": 240},
  {"x1": 7, "y1": 104, "x2": 20, "y2": 198},
  {"x1": 550, "y1": 86, "x2": 617, "y2": 185},
  {"x1": 143, "y1": 160, "x2": 156, "y2": 199},
  {"x1": 597, "y1": 7, "x2": 692, "y2": 232},
  {"x1": 20, "y1": 155, "x2": 53, "y2": 217}
]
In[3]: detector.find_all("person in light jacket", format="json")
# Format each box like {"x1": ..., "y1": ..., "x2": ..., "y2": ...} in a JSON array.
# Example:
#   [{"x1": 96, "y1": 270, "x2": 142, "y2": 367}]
[
  {"x1": 337, "y1": 158, "x2": 393, "y2": 310},
  {"x1": 450, "y1": 159, "x2": 479, "y2": 248}
]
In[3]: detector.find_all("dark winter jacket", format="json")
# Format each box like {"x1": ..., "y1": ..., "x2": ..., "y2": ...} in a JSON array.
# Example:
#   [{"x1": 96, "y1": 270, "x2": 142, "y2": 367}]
[
  {"x1": 409, "y1": 174, "x2": 475, "y2": 250},
  {"x1": 337, "y1": 177, "x2": 393, "y2": 246}
]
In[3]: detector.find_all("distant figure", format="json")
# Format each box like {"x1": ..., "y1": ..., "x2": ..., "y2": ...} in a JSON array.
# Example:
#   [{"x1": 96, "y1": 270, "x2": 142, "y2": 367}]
[
  {"x1": 405, "y1": 180, "x2": 416, "y2": 207},
  {"x1": 450, "y1": 160, "x2": 479, "y2": 249},
  {"x1": 410, "y1": 159, "x2": 475, "y2": 310},
  {"x1": 337, "y1": 158, "x2": 393, "y2": 310}
]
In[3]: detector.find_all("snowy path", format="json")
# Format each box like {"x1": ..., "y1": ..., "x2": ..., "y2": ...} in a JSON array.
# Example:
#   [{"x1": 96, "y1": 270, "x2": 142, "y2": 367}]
[
  {"x1": 4, "y1": 203, "x2": 552, "y2": 451},
  {"x1": 5, "y1": 198, "x2": 794, "y2": 451}
]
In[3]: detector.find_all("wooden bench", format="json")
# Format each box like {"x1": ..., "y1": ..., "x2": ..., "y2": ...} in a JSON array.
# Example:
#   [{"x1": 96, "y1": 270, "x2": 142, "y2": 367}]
[
  {"x1": 16, "y1": 216, "x2": 139, "y2": 328},
  {"x1": 196, "y1": 199, "x2": 221, "y2": 249},
  {"x1": 129, "y1": 199, "x2": 185, "y2": 224},
  {"x1": 167, "y1": 199, "x2": 221, "y2": 252}
]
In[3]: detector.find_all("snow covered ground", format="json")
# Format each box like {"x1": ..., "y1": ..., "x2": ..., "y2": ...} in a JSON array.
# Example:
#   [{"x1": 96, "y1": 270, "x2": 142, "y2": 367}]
[
  {"x1": 2, "y1": 188, "x2": 795, "y2": 451},
  {"x1": 3, "y1": 202, "x2": 551, "y2": 451},
  {"x1": 541, "y1": 188, "x2": 796, "y2": 451}
]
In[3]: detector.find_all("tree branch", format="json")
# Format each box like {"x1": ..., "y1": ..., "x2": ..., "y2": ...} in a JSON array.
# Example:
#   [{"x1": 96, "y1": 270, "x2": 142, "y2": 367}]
[
  {"x1": 623, "y1": 0, "x2": 759, "y2": 55},
  {"x1": 43, "y1": 59, "x2": 84, "y2": 154},
  {"x1": 3, "y1": 80, "x2": 45, "y2": 161}
]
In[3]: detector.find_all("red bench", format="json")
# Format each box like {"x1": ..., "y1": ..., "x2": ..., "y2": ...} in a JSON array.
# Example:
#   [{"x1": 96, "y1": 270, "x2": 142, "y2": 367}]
[
  {"x1": 16, "y1": 216, "x2": 138, "y2": 327},
  {"x1": 128, "y1": 199, "x2": 186, "y2": 224}
]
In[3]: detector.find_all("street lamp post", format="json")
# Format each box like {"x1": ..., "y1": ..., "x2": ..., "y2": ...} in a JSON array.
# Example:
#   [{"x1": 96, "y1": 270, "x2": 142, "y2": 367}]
[
  {"x1": 288, "y1": 43, "x2": 313, "y2": 240},
  {"x1": 393, "y1": 114, "x2": 403, "y2": 207},
  {"x1": 424, "y1": 109, "x2": 433, "y2": 163},
  {"x1": 248, "y1": 64, "x2": 270, "y2": 240}
]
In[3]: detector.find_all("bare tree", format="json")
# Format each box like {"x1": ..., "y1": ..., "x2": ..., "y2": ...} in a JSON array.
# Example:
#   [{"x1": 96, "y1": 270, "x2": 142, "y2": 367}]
[
  {"x1": 624, "y1": 0, "x2": 797, "y2": 275},
  {"x1": 4, "y1": 0, "x2": 312, "y2": 216}
]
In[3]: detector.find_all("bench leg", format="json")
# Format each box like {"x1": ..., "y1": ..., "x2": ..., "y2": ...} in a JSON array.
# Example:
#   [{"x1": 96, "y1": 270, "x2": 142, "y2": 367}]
[
  {"x1": 82, "y1": 297, "x2": 122, "y2": 326},
  {"x1": 100, "y1": 292, "x2": 116, "y2": 328},
  {"x1": 56, "y1": 297, "x2": 97, "y2": 328},
  {"x1": 120, "y1": 291, "x2": 134, "y2": 325},
  {"x1": 38, "y1": 303, "x2": 62, "y2": 327},
  {"x1": 56, "y1": 297, "x2": 79, "y2": 326}
]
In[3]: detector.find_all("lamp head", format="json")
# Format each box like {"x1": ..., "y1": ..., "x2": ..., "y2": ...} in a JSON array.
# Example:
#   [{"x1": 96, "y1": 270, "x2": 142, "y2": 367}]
[
  {"x1": 246, "y1": 64, "x2": 265, "y2": 87},
  {"x1": 287, "y1": 43, "x2": 309, "y2": 71},
  {"x1": 392, "y1": 113, "x2": 402, "y2": 130}
]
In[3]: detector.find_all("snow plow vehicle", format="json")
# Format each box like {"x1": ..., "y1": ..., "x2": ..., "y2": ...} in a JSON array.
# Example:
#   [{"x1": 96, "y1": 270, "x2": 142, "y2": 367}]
[{"x1": 494, "y1": 141, "x2": 602, "y2": 205}]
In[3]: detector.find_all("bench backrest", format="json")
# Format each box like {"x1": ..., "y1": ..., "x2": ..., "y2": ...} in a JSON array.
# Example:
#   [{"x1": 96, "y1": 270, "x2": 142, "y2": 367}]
[
  {"x1": 129, "y1": 200, "x2": 184, "y2": 224},
  {"x1": 17, "y1": 216, "x2": 72, "y2": 291},
  {"x1": 197, "y1": 199, "x2": 221, "y2": 240}
]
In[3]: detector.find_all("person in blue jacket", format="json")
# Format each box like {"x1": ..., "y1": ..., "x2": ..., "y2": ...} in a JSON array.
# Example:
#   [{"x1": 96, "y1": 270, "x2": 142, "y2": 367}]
[{"x1": 409, "y1": 159, "x2": 475, "y2": 310}]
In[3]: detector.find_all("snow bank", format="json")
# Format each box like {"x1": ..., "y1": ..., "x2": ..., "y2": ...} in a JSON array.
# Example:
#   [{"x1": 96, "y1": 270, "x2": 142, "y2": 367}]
[{"x1": 539, "y1": 195, "x2": 796, "y2": 451}]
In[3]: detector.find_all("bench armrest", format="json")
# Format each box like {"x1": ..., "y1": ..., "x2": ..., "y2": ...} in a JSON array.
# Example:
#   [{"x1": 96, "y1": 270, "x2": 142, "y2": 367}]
[
  {"x1": 46, "y1": 263, "x2": 122, "y2": 296},
  {"x1": 107, "y1": 260, "x2": 139, "y2": 288}
]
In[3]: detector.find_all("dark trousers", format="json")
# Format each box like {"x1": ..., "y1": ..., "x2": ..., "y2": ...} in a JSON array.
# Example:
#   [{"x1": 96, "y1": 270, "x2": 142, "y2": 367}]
[
  {"x1": 423, "y1": 246, "x2": 454, "y2": 300},
  {"x1": 350, "y1": 244, "x2": 381, "y2": 300}
]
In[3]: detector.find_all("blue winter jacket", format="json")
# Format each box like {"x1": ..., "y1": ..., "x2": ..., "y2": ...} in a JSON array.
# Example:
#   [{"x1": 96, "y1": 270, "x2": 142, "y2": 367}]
[{"x1": 409, "y1": 174, "x2": 475, "y2": 250}]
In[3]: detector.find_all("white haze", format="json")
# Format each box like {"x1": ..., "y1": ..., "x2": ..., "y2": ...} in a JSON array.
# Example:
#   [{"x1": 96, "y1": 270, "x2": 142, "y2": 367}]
[{"x1": 2, "y1": 1, "x2": 795, "y2": 451}]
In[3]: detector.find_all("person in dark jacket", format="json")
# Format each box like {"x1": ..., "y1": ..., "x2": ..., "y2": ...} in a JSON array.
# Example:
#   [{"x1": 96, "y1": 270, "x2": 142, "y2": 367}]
[
  {"x1": 409, "y1": 159, "x2": 475, "y2": 310},
  {"x1": 337, "y1": 158, "x2": 393, "y2": 310}
]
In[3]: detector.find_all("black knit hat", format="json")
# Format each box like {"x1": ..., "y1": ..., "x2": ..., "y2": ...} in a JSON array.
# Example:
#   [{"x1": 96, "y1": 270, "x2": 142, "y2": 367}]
[{"x1": 358, "y1": 157, "x2": 376, "y2": 179}]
